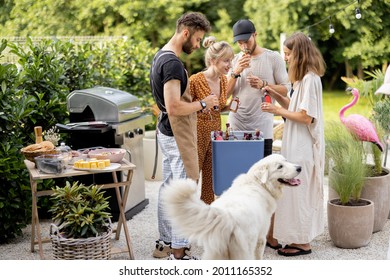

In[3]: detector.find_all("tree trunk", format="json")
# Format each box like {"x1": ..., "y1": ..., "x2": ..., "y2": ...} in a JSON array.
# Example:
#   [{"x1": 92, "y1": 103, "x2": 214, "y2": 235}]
[
  {"x1": 345, "y1": 60, "x2": 353, "y2": 78},
  {"x1": 357, "y1": 63, "x2": 364, "y2": 79}
]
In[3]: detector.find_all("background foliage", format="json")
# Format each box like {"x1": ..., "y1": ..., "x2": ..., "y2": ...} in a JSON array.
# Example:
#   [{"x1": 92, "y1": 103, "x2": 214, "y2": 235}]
[
  {"x1": 1, "y1": 0, "x2": 389, "y2": 88},
  {"x1": 0, "y1": 37, "x2": 155, "y2": 243}
]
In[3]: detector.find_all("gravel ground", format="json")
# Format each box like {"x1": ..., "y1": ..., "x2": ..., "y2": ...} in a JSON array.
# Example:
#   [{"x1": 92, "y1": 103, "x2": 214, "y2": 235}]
[{"x1": 1, "y1": 176, "x2": 389, "y2": 261}]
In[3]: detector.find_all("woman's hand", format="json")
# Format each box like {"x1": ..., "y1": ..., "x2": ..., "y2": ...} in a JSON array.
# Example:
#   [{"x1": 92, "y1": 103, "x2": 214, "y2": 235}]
[{"x1": 261, "y1": 102, "x2": 279, "y2": 115}]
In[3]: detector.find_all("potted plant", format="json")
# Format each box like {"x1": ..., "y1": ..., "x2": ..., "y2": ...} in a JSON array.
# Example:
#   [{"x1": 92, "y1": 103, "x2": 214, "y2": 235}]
[
  {"x1": 325, "y1": 121, "x2": 374, "y2": 249},
  {"x1": 342, "y1": 71, "x2": 390, "y2": 231},
  {"x1": 49, "y1": 181, "x2": 113, "y2": 259},
  {"x1": 372, "y1": 89, "x2": 390, "y2": 219}
]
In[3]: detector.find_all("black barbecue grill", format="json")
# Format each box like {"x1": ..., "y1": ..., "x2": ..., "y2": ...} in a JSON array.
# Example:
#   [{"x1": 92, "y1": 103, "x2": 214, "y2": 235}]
[{"x1": 57, "y1": 86, "x2": 153, "y2": 221}]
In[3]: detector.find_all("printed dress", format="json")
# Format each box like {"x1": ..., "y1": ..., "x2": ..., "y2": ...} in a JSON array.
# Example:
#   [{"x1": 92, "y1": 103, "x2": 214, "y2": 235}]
[{"x1": 190, "y1": 72, "x2": 228, "y2": 204}]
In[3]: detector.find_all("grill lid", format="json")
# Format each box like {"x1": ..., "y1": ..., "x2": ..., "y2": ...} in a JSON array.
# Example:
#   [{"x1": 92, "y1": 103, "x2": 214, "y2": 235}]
[{"x1": 67, "y1": 86, "x2": 141, "y2": 123}]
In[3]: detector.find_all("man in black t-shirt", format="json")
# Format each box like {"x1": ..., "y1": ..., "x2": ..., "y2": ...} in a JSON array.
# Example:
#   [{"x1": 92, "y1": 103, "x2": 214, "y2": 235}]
[{"x1": 149, "y1": 12, "x2": 217, "y2": 260}]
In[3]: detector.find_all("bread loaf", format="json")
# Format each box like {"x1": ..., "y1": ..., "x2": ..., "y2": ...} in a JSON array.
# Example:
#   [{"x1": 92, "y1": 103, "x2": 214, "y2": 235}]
[{"x1": 22, "y1": 141, "x2": 55, "y2": 152}]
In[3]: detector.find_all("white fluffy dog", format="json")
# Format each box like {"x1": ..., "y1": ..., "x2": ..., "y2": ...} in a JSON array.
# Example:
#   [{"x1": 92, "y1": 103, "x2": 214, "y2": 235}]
[{"x1": 162, "y1": 154, "x2": 301, "y2": 260}]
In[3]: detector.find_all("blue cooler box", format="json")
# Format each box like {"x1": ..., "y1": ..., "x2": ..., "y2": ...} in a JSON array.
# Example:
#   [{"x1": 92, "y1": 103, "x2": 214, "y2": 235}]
[{"x1": 211, "y1": 131, "x2": 264, "y2": 195}]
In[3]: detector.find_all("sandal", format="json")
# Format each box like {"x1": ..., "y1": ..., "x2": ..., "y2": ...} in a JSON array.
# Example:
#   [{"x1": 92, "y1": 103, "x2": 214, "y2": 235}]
[
  {"x1": 266, "y1": 241, "x2": 282, "y2": 250},
  {"x1": 277, "y1": 245, "x2": 312, "y2": 257}
]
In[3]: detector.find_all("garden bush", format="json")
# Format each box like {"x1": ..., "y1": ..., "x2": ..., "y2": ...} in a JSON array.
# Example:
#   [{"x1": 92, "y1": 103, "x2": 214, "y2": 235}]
[{"x1": 0, "y1": 37, "x2": 156, "y2": 243}]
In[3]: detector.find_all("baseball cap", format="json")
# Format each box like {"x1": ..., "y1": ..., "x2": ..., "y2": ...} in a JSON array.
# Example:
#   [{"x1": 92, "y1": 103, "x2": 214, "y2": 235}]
[
  {"x1": 233, "y1": 19, "x2": 256, "y2": 43},
  {"x1": 375, "y1": 66, "x2": 390, "y2": 95}
]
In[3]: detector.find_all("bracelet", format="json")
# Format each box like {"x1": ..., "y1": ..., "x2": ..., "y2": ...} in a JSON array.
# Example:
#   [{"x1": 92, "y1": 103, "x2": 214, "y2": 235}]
[
  {"x1": 260, "y1": 80, "x2": 268, "y2": 89},
  {"x1": 260, "y1": 80, "x2": 265, "y2": 89}
]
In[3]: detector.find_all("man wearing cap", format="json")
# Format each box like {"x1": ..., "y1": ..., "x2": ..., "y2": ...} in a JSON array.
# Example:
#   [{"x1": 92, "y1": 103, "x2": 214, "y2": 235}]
[{"x1": 227, "y1": 19, "x2": 290, "y2": 249}]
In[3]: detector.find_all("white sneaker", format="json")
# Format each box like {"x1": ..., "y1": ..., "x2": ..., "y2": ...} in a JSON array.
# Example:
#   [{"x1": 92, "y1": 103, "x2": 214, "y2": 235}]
[
  {"x1": 153, "y1": 240, "x2": 172, "y2": 258},
  {"x1": 167, "y1": 248, "x2": 199, "y2": 260}
]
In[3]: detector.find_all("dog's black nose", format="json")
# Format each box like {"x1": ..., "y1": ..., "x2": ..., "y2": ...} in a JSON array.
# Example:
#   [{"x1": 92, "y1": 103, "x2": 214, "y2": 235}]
[{"x1": 296, "y1": 166, "x2": 302, "y2": 173}]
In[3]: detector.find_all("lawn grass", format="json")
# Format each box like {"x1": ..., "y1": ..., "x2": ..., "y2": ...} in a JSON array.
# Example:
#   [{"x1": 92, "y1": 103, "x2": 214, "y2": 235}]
[
  {"x1": 221, "y1": 90, "x2": 373, "y2": 129},
  {"x1": 323, "y1": 90, "x2": 372, "y2": 123}
]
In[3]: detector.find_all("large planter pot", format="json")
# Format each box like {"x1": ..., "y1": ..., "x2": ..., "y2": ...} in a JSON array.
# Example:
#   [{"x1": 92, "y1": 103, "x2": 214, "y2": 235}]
[
  {"x1": 143, "y1": 130, "x2": 162, "y2": 181},
  {"x1": 360, "y1": 166, "x2": 390, "y2": 232},
  {"x1": 327, "y1": 198, "x2": 374, "y2": 249},
  {"x1": 328, "y1": 166, "x2": 390, "y2": 232}
]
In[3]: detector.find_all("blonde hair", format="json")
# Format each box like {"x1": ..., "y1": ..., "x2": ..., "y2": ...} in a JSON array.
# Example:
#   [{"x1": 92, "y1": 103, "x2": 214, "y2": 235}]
[
  {"x1": 203, "y1": 36, "x2": 234, "y2": 68},
  {"x1": 284, "y1": 32, "x2": 326, "y2": 82}
]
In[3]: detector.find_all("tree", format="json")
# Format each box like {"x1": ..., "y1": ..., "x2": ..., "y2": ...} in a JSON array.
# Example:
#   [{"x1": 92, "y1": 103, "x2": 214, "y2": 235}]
[
  {"x1": 1, "y1": 0, "x2": 389, "y2": 89},
  {"x1": 244, "y1": 0, "x2": 390, "y2": 89}
]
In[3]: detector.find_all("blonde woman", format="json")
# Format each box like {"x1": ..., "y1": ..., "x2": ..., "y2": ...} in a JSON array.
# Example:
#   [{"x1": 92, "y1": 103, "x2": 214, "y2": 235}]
[{"x1": 190, "y1": 36, "x2": 234, "y2": 204}]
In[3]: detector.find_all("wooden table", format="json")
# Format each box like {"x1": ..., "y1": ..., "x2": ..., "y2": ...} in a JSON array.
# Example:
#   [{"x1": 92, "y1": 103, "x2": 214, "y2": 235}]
[{"x1": 24, "y1": 158, "x2": 136, "y2": 260}]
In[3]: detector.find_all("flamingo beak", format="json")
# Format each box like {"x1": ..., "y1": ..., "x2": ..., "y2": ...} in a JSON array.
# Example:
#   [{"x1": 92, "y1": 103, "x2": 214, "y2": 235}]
[{"x1": 346, "y1": 87, "x2": 352, "y2": 92}]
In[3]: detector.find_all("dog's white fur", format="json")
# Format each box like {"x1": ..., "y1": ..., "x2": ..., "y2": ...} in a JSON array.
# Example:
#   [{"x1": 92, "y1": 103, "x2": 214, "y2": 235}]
[{"x1": 162, "y1": 154, "x2": 301, "y2": 260}]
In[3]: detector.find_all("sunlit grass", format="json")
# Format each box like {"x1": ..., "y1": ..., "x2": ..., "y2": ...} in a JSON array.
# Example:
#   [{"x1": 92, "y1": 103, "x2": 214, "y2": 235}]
[
  {"x1": 221, "y1": 90, "x2": 373, "y2": 128},
  {"x1": 323, "y1": 90, "x2": 372, "y2": 123}
]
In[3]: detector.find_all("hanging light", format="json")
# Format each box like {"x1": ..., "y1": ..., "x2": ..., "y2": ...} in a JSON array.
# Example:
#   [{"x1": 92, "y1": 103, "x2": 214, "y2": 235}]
[
  {"x1": 328, "y1": 17, "x2": 335, "y2": 34},
  {"x1": 329, "y1": 23, "x2": 335, "y2": 34},
  {"x1": 355, "y1": 7, "x2": 362, "y2": 19}
]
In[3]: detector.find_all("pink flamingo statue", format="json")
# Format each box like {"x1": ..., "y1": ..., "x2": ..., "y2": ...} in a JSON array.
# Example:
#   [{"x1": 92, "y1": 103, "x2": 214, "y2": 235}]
[{"x1": 339, "y1": 87, "x2": 384, "y2": 152}]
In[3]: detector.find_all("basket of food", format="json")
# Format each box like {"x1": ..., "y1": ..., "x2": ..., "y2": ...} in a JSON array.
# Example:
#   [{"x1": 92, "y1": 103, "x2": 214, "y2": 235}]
[{"x1": 21, "y1": 141, "x2": 58, "y2": 163}]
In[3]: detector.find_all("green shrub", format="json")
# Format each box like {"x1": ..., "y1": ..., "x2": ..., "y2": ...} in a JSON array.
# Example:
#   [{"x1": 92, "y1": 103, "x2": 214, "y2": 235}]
[{"x1": 0, "y1": 37, "x2": 156, "y2": 243}]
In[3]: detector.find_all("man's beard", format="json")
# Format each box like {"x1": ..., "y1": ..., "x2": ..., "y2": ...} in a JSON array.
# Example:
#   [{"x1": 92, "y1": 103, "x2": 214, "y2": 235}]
[
  {"x1": 247, "y1": 41, "x2": 257, "y2": 55},
  {"x1": 182, "y1": 36, "x2": 194, "y2": 54}
]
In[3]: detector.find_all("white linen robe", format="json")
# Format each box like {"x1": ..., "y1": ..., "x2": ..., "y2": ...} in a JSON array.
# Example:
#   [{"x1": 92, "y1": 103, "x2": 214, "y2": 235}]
[{"x1": 274, "y1": 72, "x2": 325, "y2": 244}]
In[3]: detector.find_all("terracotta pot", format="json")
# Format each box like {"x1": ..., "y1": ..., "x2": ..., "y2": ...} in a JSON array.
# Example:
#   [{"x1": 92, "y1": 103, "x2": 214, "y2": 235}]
[
  {"x1": 327, "y1": 198, "x2": 374, "y2": 249},
  {"x1": 360, "y1": 167, "x2": 390, "y2": 232},
  {"x1": 328, "y1": 166, "x2": 390, "y2": 232}
]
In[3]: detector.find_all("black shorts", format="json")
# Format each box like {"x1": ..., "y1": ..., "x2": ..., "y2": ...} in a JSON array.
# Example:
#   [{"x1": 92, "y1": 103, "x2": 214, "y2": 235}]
[{"x1": 264, "y1": 138, "x2": 273, "y2": 158}]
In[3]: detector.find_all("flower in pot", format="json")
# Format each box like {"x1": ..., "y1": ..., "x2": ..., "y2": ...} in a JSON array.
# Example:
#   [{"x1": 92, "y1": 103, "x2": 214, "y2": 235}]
[
  {"x1": 49, "y1": 181, "x2": 113, "y2": 259},
  {"x1": 325, "y1": 121, "x2": 374, "y2": 248}
]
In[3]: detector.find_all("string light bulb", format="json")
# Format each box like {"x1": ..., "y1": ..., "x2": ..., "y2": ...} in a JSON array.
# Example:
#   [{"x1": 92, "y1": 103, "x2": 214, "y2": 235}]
[
  {"x1": 329, "y1": 23, "x2": 335, "y2": 34},
  {"x1": 355, "y1": 7, "x2": 362, "y2": 19}
]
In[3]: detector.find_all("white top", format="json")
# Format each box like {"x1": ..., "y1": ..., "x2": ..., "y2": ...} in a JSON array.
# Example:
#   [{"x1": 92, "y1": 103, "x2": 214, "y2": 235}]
[
  {"x1": 274, "y1": 72, "x2": 325, "y2": 243},
  {"x1": 228, "y1": 49, "x2": 290, "y2": 138}
]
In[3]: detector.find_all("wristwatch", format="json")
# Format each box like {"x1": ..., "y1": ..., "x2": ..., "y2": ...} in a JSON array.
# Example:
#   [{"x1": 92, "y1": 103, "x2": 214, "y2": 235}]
[
  {"x1": 199, "y1": 100, "x2": 207, "y2": 110},
  {"x1": 231, "y1": 72, "x2": 241, "y2": 79}
]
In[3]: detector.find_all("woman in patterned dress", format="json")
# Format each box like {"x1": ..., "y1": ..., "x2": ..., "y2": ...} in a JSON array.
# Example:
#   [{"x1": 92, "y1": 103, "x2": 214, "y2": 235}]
[{"x1": 190, "y1": 36, "x2": 234, "y2": 204}]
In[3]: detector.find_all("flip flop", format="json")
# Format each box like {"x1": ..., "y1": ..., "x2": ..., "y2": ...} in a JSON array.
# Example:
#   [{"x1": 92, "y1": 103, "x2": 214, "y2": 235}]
[
  {"x1": 277, "y1": 245, "x2": 312, "y2": 257},
  {"x1": 266, "y1": 242, "x2": 282, "y2": 250}
]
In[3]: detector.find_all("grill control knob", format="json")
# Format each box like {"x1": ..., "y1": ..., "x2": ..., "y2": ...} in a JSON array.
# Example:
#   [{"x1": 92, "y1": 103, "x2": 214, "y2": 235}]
[
  {"x1": 127, "y1": 131, "x2": 135, "y2": 138},
  {"x1": 134, "y1": 128, "x2": 144, "y2": 135}
]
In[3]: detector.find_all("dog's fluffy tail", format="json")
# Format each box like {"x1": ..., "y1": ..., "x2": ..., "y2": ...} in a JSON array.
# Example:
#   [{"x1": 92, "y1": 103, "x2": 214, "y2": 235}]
[{"x1": 162, "y1": 178, "x2": 233, "y2": 251}]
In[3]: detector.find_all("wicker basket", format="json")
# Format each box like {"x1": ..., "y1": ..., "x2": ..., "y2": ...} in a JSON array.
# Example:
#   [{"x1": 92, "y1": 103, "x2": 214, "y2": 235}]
[
  {"x1": 272, "y1": 122, "x2": 284, "y2": 153},
  {"x1": 21, "y1": 148, "x2": 58, "y2": 163},
  {"x1": 273, "y1": 122, "x2": 284, "y2": 140},
  {"x1": 50, "y1": 224, "x2": 112, "y2": 260}
]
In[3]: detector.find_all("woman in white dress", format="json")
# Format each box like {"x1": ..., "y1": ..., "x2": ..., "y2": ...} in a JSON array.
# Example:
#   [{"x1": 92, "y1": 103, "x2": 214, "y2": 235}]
[{"x1": 261, "y1": 32, "x2": 326, "y2": 256}]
